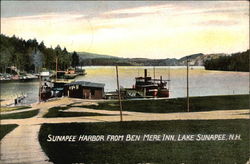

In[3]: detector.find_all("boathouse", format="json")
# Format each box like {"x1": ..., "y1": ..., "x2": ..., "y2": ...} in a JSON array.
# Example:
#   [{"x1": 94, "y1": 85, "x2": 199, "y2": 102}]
[{"x1": 64, "y1": 81, "x2": 105, "y2": 99}]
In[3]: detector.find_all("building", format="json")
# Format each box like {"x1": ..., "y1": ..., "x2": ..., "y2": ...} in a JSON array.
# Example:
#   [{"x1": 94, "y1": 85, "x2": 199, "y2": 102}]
[{"x1": 64, "y1": 81, "x2": 105, "y2": 99}]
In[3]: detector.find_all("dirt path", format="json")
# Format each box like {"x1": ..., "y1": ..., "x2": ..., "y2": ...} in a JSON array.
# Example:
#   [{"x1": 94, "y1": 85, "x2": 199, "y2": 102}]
[
  {"x1": 0, "y1": 125, "x2": 51, "y2": 164},
  {"x1": 1, "y1": 109, "x2": 249, "y2": 126},
  {"x1": 0, "y1": 98, "x2": 73, "y2": 164},
  {"x1": 0, "y1": 97, "x2": 249, "y2": 163}
]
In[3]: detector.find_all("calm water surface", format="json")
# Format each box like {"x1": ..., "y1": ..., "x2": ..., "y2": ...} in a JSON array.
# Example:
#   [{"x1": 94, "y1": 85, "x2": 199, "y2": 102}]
[{"x1": 1, "y1": 66, "x2": 249, "y2": 104}]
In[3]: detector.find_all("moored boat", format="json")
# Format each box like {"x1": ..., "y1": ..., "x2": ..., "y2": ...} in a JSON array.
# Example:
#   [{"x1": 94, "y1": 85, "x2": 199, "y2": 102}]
[{"x1": 123, "y1": 69, "x2": 170, "y2": 99}]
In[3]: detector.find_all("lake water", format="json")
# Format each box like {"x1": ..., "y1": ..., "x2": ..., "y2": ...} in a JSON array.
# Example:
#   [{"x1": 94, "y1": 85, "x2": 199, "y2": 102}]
[{"x1": 1, "y1": 66, "x2": 249, "y2": 105}]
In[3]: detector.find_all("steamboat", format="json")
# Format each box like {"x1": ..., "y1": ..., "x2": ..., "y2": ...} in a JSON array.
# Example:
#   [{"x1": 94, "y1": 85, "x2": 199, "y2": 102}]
[
  {"x1": 125, "y1": 69, "x2": 169, "y2": 98},
  {"x1": 106, "y1": 69, "x2": 170, "y2": 99}
]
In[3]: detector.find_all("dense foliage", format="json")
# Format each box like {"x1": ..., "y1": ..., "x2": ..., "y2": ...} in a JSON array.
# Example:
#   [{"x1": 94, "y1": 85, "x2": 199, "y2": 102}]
[
  {"x1": 204, "y1": 50, "x2": 249, "y2": 72},
  {"x1": 0, "y1": 34, "x2": 79, "y2": 73}
]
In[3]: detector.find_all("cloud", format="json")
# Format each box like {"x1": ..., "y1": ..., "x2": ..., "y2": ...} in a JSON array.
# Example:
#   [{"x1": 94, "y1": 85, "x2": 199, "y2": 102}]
[
  {"x1": 100, "y1": 12, "x2": 154, "y2": 19},
  {"x1": 2, "y1": 13, "x2": 86, "y2": 22},
  {"x1": 197, "y1": 20, "x2": 240, "y2": 27},
  {"x1": 94, "y1": 1, "x2": 248, "y2": 22},
  {"x1": 0, "y1": 1, "x2": 170, "y2": 18},
  {"x1": 1, "y1": 1, "x2": 249, "y2": 58},
  {"x1": 100, "y1": 4, "x2": 175, "y2": 19},
  {"x1": 105, "y1": 4, "x2": 174, "y2": 14}
]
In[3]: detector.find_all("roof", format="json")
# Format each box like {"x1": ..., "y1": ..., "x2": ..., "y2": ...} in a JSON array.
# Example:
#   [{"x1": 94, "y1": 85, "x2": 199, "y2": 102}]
[
  {"x1": 65, "y1": 81, "x2": 105, "y2": 88},
  {"x1": 40, "y1": 72, "x2": 50, "y2": 76}
]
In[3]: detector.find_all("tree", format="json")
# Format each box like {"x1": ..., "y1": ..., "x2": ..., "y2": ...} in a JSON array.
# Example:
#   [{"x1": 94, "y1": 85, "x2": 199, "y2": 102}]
[
  {"x1": 0, "y1": 34, "x2": 82, "y2": 73},
  {"x1": 71, "y1": 51, "x2": 79, "y2": 68},
  {"x1": 38, "y1": 41, "x2": 46, "y2": 51},
  {"x1": 62, "y1": 47, "x2": 71, "y2": 70}
]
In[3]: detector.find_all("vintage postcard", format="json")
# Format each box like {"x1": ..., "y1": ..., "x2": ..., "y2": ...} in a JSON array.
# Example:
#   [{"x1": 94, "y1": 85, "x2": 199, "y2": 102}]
[{"x1": 0, "y1": 1, "x2": 249, "y2": 163}]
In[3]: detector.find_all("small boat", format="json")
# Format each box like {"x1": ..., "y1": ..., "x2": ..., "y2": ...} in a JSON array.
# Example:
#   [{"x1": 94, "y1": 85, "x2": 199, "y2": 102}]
[
  {"x1": 55, "y1": 71, "x2": 76, "y2": 79},
  {"x1": 14, "y1": 94, "x2": 27, "y2": 105},
  {"x1": 75, "y1": 68, "x2": 87, "y2": 76},
  {"x1": 64, "y1": 73, "x2": 77, "y2": 79},
  {"x1": 55, "y1": 67, "x2": 86, "y2": 79}
]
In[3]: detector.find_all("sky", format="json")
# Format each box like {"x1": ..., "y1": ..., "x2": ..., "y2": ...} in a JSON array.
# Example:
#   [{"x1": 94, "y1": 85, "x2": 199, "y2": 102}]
[{"x1": 1, "y1": 1, "x2": 249, "y2": 59}]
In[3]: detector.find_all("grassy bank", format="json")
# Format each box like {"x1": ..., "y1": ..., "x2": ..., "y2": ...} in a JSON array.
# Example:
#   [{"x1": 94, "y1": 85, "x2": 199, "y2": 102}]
[
  {"x1": 39, "y1": 119, "x2": 249, "y2": 164},
  {"x1": 0, "y1": 109, "x2": 39, "y2": 120},
  {"x1": 78, "y1": 94, "x2": 249, "y2": 113},
  {"x1": 0, "y1": 106, "x2": 31, "y2": 112},
  {"x1": 0, "y1": 124, "x2": 18, "y2": 140},
  {"x1": 43, "y1": 105, "x2": 116, "y2": 118}
]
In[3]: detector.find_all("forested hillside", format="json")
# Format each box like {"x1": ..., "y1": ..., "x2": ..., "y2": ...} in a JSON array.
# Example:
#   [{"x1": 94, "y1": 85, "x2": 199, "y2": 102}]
[
  {"x1": 0, "y1": 34, "x2": 79, "y2": 73},
  {"x1": 204, "y1": 50, "x2": 249, "y2": 72}
]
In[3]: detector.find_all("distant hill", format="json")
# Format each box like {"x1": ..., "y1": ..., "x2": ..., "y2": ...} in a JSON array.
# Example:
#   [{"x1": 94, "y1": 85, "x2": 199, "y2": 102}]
[
  {"x1": 77, "y1": 51, "x2": 245, "y2": 66},
  {"x1": 179, "y1": 53, "x2": 204, "y2": 66},
  {"x1": 178, "y1": 53, "x2": 236, "y2": 66},
  {"x1": 78, "y1": 52, "x2": 205, "y2": 66},
  {"x1": 77, "y1": 52, "x2": 119, "y2": 59}
]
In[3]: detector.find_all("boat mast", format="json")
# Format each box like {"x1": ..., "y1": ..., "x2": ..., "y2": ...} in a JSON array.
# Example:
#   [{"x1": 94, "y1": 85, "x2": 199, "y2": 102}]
[{"x1": 56, "y1": 57, "x2": 58, "y2": 81}]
